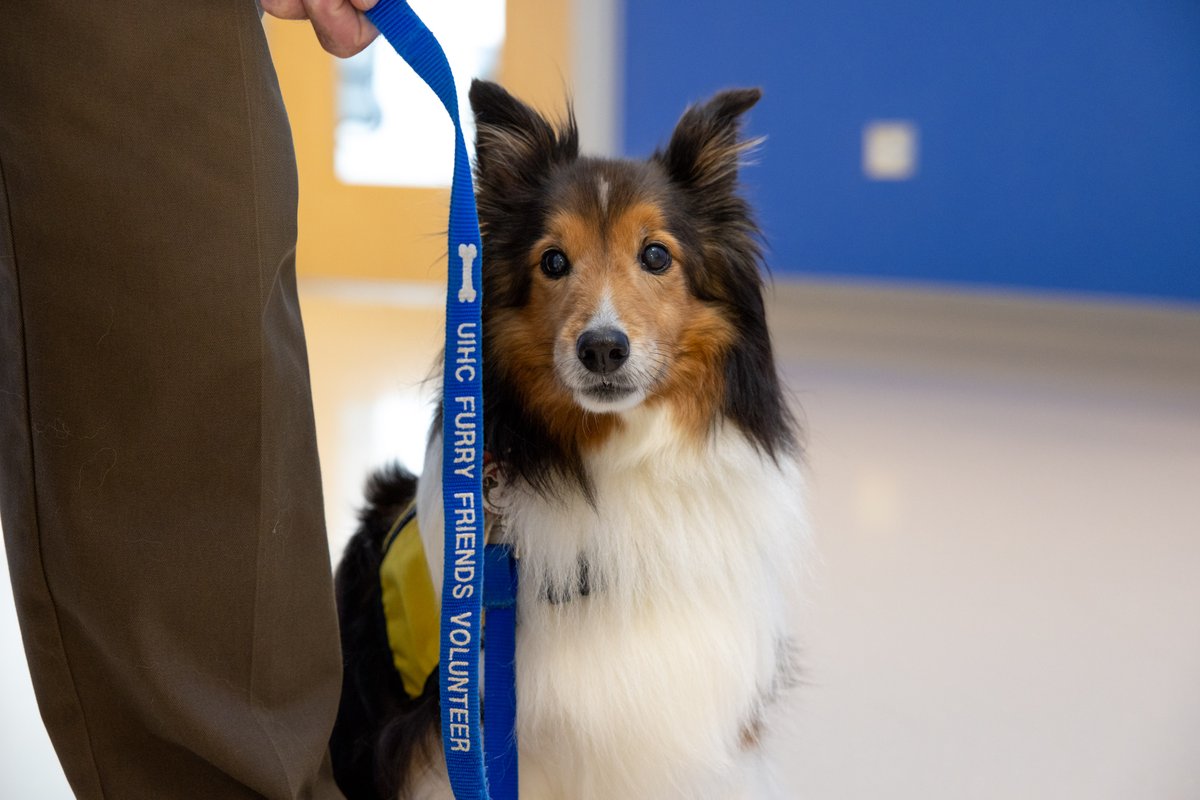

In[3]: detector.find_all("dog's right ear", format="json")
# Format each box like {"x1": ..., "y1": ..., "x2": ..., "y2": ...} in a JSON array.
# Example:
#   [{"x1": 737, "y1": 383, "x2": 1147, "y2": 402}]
[{"x1": 469, "y1": 80, "x2": 578, "y2": 186}]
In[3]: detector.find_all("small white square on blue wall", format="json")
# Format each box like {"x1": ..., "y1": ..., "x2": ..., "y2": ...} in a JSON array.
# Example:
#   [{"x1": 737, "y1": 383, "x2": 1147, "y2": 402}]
[{"x1": 863, "y1": 120, "x2": 919, "y2": 180}]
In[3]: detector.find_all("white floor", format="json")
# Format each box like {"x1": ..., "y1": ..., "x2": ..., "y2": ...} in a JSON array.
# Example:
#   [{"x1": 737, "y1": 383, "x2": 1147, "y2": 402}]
[
  {"x1": 2, "y1": 280, "x2": 1198, "y2": 798},
  {"x1": 765, "y1": 283, "x2": 1200, "y2": 799}
]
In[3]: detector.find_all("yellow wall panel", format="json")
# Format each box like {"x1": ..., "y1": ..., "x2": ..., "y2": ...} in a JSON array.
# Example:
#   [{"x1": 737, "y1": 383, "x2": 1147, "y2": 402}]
[{"x1": 264, "y1": 2, "x2": 571, "y2": 280}]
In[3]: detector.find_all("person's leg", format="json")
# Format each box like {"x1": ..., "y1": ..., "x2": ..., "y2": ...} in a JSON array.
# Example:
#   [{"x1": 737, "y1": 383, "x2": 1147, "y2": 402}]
[{"x1": 0, "y1": 3, "x2": 344, "y2": 798}]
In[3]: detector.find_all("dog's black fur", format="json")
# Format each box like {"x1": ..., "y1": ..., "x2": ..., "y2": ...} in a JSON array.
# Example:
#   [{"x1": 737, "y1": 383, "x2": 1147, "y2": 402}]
[{"x1": 329, "y1": 464, "x2": 439, "y2": 799}]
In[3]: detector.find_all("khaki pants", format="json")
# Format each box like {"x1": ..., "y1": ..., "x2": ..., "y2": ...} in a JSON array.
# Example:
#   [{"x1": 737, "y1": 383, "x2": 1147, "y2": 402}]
[{"x1": 0, "y1": 3, "x2": 345, "y2": 798}]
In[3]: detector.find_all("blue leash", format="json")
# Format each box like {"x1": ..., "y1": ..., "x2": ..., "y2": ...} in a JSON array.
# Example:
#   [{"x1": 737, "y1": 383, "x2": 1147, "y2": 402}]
[{"x1": 364, "y1": 2, "x2": 518, "y2": 798}]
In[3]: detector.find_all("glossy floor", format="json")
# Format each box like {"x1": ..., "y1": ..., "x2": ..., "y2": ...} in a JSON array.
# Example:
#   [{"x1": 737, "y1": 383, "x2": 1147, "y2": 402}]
[{"x1": 3, "y1": 280, "x2": 1198, "y2": 798}]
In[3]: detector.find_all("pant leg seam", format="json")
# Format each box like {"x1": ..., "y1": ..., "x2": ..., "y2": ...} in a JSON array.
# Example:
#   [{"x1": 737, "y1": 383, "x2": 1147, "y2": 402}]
[
  {"x1": 233, "y1": 6, "x2": 302, "y2": 799},
  {"x1": 0, "y1": 149, "x2": 109, "y2": 799}
]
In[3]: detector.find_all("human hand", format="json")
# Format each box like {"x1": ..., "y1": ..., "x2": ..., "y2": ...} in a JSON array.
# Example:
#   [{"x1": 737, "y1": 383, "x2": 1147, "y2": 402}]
[{"x1": 262, "y1": 0, "x2": 380, "y2": 58}]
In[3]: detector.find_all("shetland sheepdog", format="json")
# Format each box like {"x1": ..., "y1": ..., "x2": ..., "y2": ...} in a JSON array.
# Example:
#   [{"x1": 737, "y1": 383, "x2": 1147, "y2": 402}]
[{"x1": 330, "y1": 80, "x2": 808, "y2": 800}]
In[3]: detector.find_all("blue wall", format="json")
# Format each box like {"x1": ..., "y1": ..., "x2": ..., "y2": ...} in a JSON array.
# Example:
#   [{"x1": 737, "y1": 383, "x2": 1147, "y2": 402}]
[{"x1": 622, "y1": 1, "x2": 1200, "y2": 303}]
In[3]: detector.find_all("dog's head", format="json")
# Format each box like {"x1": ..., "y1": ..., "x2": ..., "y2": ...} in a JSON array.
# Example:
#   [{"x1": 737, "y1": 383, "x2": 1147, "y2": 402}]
[{"x1": 470, "y1": 80, "x2": 793, "y2": 491}]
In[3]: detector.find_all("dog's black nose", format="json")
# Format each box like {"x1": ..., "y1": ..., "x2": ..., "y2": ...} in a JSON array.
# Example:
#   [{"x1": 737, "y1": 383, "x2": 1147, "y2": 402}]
[{"x1": 576, "y1": 328, "x2": 630, "y2": 375}]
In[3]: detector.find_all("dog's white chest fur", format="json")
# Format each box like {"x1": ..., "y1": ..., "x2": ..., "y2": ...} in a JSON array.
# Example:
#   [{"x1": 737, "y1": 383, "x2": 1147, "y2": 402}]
[{"x1": 417, "y1": 405, "x2": 806, "y2": 800}]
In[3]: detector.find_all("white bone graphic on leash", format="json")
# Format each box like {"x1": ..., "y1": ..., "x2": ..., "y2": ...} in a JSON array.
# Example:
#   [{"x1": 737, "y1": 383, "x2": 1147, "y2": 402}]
[{"x1": 457, "y1": 243, "x2": 478, "y2": 303}]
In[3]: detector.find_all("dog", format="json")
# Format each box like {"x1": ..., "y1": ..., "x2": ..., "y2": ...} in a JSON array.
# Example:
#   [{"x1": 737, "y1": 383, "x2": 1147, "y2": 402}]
[{"x1": 329, "y1": 79, "x2": 808, "y2": 800}]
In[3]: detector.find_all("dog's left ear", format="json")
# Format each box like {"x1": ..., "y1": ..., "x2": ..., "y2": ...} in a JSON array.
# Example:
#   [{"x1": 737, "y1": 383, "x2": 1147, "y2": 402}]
[{"x1": 657, "y1": 88, "x2": 761, "y2": 195}]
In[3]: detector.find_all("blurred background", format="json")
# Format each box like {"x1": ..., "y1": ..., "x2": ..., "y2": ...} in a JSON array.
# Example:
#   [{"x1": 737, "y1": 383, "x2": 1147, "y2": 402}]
[{"x1": 3, "y1": 0, "x2": 1198, "y2": 797}]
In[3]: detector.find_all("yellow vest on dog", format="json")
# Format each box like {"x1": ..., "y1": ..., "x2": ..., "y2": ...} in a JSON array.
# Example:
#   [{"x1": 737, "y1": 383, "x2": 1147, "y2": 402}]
[{"x1": 379, "y1": 506, "x2": 440, "y2": 698}]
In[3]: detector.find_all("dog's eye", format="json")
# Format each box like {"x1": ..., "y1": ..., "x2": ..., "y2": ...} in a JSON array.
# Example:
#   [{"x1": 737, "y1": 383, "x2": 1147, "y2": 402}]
[
  {"x1": 540, "y1": 249, "x2": 571, "y2": 279},
  {"x1": 639, "y1": 243, "x2": 672, "y2": 274}
]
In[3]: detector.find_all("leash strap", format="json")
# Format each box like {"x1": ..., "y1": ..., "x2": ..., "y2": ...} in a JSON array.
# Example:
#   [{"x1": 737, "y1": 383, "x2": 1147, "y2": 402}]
[
  {"x1": 483, "y1": 544, "x2": 519, "y2": 795},
  {"x1": 364, "y1": 2, "x2": 517, "y2": 798}
]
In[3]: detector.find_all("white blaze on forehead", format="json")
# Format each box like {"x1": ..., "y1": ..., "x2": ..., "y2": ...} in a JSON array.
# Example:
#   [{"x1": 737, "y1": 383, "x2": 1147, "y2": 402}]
[
  {"x1": 586, "y1": 288, "x2": 622, "y2": 331},
  {"x1": 597, "y1": 176, "x2": 611, "y2": 216}
]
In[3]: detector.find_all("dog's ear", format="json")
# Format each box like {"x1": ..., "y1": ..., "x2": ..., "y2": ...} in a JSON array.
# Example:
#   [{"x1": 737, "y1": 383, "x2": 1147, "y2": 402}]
[
  {"x1": 657, "y1": 88, "x2": 761, "y2": 195},
  {"x1": 657, "y1": 90, "x2": 792, "y2": 458},
  {"x1": 469, "y1": 80, "x2": 577, "y2": 186}
]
